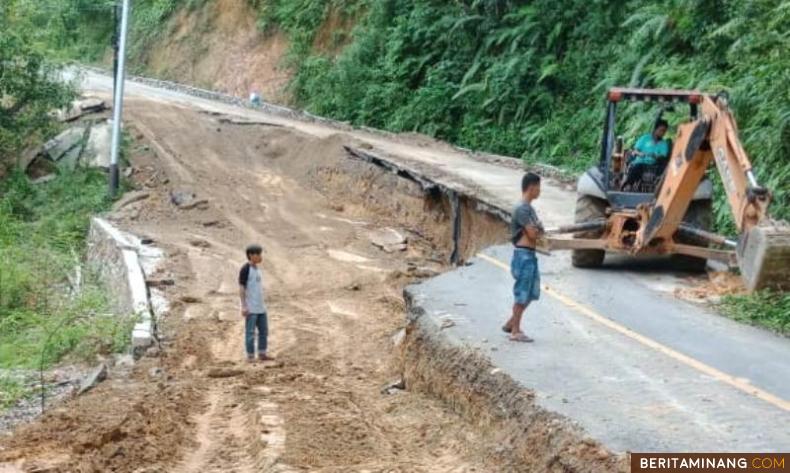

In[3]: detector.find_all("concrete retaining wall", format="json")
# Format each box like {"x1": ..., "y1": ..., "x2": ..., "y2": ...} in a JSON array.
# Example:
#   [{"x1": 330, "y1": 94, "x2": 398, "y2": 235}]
[{"x1": 86, "y1": 217, "x2": 163, "y2": 350}]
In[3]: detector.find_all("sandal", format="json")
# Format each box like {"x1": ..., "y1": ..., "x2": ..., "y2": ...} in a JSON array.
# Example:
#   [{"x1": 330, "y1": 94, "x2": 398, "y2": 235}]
[{"x1": 509, "y1": 333, "x2": 534, "y2": 343}]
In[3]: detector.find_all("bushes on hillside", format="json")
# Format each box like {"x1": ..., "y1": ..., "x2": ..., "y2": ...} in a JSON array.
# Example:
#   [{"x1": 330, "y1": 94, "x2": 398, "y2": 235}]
[
  {"x1": 266, "y1": 0, "x2": 789, "y2": 231},
  {"x1": 0, "y1": 29, "x2": 74, "y2": 170}
]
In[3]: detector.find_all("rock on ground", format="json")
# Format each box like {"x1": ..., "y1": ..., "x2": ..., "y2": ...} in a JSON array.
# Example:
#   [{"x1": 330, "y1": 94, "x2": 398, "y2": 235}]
[
  {"x1": 368, "y1": 228, "x2": 407, "y2": 252},
  {"x1": 58, "y1": 97, "x2": 107, "y2": 122},
  {"x1": 77, "y1": 363, "x2": 108, "y2": 395}
]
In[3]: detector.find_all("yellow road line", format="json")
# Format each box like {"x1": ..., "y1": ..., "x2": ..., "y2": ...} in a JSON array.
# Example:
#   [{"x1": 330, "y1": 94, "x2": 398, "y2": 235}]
[{"x1": 476, "y1": 252, "x2": 790, "y2": 412}]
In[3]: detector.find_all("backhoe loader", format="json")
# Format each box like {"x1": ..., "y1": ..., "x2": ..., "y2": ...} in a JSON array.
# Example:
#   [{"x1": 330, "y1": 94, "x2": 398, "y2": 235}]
[{"x1": 543, "y1": 87, "x2": 789, "y2": 292}]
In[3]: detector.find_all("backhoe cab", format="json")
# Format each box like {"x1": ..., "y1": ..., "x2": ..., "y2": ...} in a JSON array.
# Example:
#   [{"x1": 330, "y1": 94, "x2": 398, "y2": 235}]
[{"x1": 544, "y1": 87, "x2": 790, "y2": 292}]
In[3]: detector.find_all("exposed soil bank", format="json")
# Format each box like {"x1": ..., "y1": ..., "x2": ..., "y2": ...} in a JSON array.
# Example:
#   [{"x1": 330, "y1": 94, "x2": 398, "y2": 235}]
[
  {"x1": 247, "y1": 122, "x2": 626, "y2": 470},
  {"x1": 400, "y1": 296, "x2": 628, "y2": 472}
]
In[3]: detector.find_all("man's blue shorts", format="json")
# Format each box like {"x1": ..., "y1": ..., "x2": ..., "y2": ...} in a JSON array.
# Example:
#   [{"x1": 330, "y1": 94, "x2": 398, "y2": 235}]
[{"x1": 511, "y1": 248, "x2": 540, "y2": 305}]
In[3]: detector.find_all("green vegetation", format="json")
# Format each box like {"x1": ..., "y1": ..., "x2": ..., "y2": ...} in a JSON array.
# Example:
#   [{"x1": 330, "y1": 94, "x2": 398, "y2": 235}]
[
  {"x1": 5, "y1": 0, "x2": 788, "y2": 230},
  {"x1": 1, "y1": 0, "x2": 116, "y2": 62},
  {"x1": 2, "y1": 1, "x2": 787, "y2": 347},
  {"x1": 720, "y1": 291, "x2": 790, "y2": 336},
  {"x1": 255, "y1": 0, "x2": 790, "y2": 330},
  {"x1": 0, "y1": 4, "x2": 76, "y2": 169},
  {"x1": 2, "y1": 4, "x2": 134, "y2": 409},
  {"x1": 258, "y1": 0, "x2": 789, "y2": 234},
  {"x1": 0, "y1": 169, "x2": 133, "y2": 409}
]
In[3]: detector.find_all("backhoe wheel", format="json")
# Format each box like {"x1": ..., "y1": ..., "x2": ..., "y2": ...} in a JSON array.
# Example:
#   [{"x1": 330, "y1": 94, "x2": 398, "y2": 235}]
[
  {"x1": 571, "y1": 194, "x2": 607, "y2": 268},
  {"x1": 671, "y1": 199, "x2": 713, "y2": 272}
]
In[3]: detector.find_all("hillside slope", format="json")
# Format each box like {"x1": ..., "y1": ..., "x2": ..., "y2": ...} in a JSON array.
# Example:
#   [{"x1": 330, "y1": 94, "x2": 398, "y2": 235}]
[
  {"x1": 8, "y1": 0, "x2": 789, "y2": 229},
  {"x1": 131, "y1": 0, "x2": 291, "y2": 102}
]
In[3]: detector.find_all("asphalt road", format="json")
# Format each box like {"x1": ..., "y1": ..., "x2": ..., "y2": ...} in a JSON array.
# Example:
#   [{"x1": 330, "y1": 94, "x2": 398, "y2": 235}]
[
  {"x1": 407, "y1": 247, "x2": 790, "y2": 452},
  {"x1": 81, "y1": 70, "x2": 790, "y2": 453}
]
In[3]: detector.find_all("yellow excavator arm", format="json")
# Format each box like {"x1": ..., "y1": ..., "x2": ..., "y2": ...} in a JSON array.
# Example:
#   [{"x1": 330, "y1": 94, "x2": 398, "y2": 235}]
[{"x1": 636, "y1": 95, "x2": 789, "y2": 291}]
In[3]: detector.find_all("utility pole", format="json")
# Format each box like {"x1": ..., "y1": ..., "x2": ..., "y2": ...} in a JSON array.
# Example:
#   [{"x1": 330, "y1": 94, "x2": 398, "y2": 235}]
[
  {"x1": 112, "y1": 1, "x2": 120, "y2": 105},
  {"x1": 109, "y1": 0, "x2": 130, "y2": 197}
]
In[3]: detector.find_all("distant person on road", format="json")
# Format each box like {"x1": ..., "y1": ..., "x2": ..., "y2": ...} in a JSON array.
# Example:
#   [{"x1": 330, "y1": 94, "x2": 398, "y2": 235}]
[
  {"x1": 502, "y1": 172, "x2": 544, "y2": 342},
  {"x1": 239, "y1": 244, "x2": 274, "y2": 362},
  {"x1": 622, "y1": 119, "x2": 670, "y2": 190}
]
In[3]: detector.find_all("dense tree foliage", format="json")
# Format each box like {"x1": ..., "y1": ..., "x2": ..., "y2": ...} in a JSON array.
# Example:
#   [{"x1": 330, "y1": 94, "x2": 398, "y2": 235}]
[
  {"x1": 0, "y1": 2, "x2": 75, "y2": 168},
  {"x1": 259, "y1": 0, "x2": 788, "y2": 230},
  {"x1": 2, "y1": 0, "x2": 786, "y2": 328},
  {"x1": 7, "y1": 0, "x2": 788, "y2": 230}
]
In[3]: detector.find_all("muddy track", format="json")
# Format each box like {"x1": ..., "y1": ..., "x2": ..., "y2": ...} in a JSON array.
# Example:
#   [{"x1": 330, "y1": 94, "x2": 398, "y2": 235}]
[{"x1": 0, "y1": 101, "x2": 515, "y2": 472}]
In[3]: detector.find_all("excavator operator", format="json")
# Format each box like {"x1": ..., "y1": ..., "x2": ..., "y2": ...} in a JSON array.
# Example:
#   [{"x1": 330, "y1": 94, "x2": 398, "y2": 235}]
[{"x1": 622, "y1": 119, "x2": 670, "y2": 190}]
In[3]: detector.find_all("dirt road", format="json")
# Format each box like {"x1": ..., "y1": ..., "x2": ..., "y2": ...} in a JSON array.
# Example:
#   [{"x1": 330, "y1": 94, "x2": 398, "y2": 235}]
[{"x1": 0, "y1": 99, "x2": 517, "y2": 471}]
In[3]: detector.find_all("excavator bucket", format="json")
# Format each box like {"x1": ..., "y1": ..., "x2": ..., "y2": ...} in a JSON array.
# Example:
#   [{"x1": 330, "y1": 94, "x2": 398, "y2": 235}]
[{"x1": 737, "y1": 221, "x2": 790, "y2": 292}]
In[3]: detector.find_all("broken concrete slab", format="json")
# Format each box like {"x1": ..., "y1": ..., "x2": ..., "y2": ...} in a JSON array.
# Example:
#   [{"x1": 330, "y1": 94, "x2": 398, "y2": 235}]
[
  {"x1": 43, "y1": 127, "x2": 86, "y2": 162},
  {"x1": 368, "y1": 228, "x2": 407, "y2": 252},
  {"x1": 58, "y1": 97, "x2": 107, "y2": 122},
  {"x1": 58, "y1": 143, "x2": 83, "y2": 170},
  {"x1": 81, "y1": 120, "x2": 112, "y2": 169},
  {"x1": 77, "y1": 363, "x2": 108, "y2": 395}
]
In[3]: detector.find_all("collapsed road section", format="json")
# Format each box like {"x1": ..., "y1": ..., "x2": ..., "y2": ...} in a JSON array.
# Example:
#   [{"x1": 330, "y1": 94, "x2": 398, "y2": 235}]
[
  {"x1": 114, "y1": 91, "x2": 790, "y2": 463},
  {"x1": 342, "y1": 141, "x2": 790, "y2": 460}
]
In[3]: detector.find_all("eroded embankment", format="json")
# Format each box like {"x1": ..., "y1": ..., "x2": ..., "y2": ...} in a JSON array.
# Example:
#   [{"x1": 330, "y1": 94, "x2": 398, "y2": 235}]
[
  {"x1": 400, "y1": 297, "x2": 627, "y2": 472},
  {"x1": 255, "y1": 127, "x2": 625, "y2": 471},
  {"x1": 308, "y1": 144, "x2": 510, "y2": 264}
]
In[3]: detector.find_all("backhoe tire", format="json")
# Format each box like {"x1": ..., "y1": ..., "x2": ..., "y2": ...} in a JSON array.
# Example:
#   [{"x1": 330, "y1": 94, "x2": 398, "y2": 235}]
[
  {"x1": 571, "y1": 194, "x2": 607, "y2": 268},
  {"x1": 671, "y1": 199, "x2": 713, "y2": 272}
]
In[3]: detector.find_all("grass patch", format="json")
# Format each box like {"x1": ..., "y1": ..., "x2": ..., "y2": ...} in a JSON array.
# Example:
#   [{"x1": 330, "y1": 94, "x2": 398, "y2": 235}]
[
  {"x1": 719, "y1": 291, "x2": 790, "y2": 336},
  {"x1": 0, "y1": 376, "x2": 25, "y2": 411},
  {"x1": 0, "y1": 166, "x2": 133, "y2": 411}
]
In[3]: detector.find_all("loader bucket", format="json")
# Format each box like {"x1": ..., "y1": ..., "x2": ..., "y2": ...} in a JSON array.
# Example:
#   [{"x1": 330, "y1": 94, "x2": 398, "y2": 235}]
[{"x1": 737, "y1": 221, "x2": 790, "y2": 292}]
